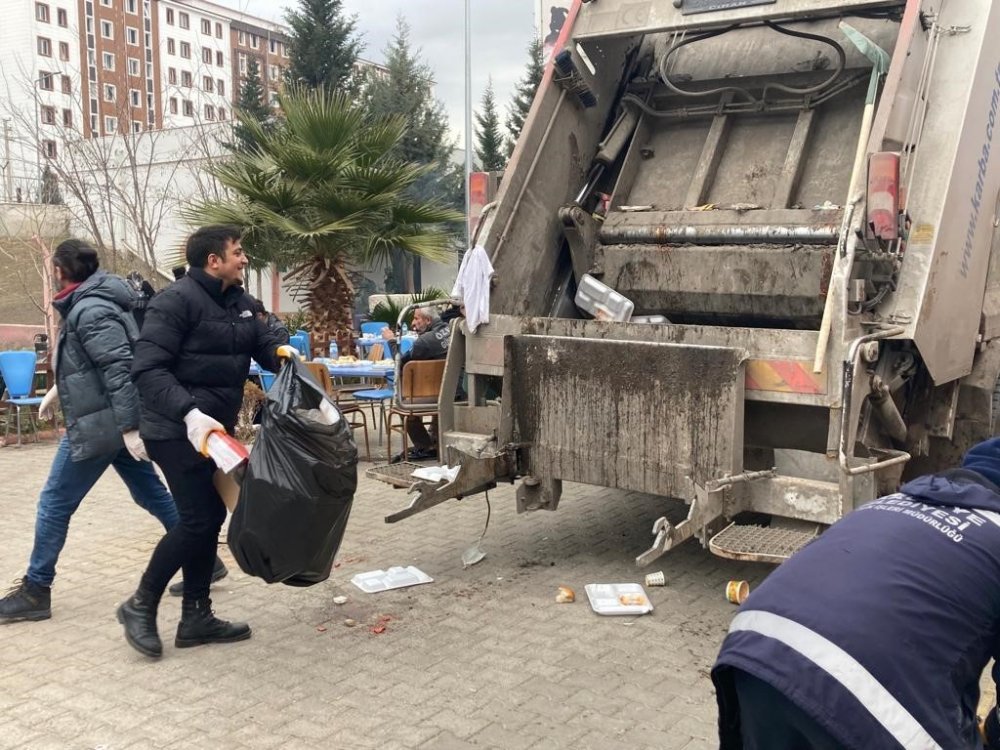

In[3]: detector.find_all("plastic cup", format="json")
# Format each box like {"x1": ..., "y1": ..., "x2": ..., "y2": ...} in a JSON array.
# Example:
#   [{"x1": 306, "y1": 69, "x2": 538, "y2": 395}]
[
  {"x1": 644, "y1": 571, "x2": 665, "y2": 587},
  {"x1": 725, "y1": 580, "x2": 749, "y2": 604}
]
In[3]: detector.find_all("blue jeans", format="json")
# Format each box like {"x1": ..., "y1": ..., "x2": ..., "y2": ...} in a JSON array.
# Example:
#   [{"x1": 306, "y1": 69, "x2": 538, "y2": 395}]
[{"x1": 26, "y1": 436, "x2": 179, "y2": 588}]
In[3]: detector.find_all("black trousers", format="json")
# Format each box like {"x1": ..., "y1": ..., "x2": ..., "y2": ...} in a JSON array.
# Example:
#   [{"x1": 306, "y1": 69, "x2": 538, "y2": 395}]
[
  {"x1": 732, "y1": 670, "x2": 846, "y2": 750},
  {"x1": 405, "y1": 415, "x2": 437, "y2": 451},
  {"x1": 141, "y1": 439, "x2": 226, "y2": 601}
]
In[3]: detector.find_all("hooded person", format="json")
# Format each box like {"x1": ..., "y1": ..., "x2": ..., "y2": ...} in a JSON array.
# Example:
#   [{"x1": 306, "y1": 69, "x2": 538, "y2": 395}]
[
  {"x1": 0, "y1": 239, "x2": 228, "y2": 624},
  {"x1": 712, "y1": 436, "x2": 1000, "y2": 749}
]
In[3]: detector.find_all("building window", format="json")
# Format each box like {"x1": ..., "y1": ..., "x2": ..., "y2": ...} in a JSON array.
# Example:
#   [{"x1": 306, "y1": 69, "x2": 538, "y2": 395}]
[
  {"x1": 104, "y1": 83, "x2": 116, "y2": 102},
  {"x1": 202, "y1": 47, "x2": 212, "y2": 64},
  {"x1": 126, "y1": 0, "x2": 137, "y2": 13},
  {"x1": 238, "y1": 52, "x2": 247, "y2": 75},
  {"x1": 38, "y1": 71, "x2": 54, "y2": 90},
  {"x1": 182, "y1": 100, "x2": 193, "y2": 117},
  {"x1": 203, "y1": 76, "x2": 214, "y2": 92},
  {"x1": 250, "y1": 33, "x2": 258, "y2": 49},
  {"x1": 126, "y1": 27, "x2": 138, "y2": 45},
  {"x1": 61, "y1": 75, "x2": 71, "y2": 94},
  {"x1": 59, "y1": 42, "x2": 70, "y2": 61},
  {"x1": 62, "y1": 109, "x2": 72, "y2": 127},
  {"x1": 270, "y1": 39, "x2": 279, "y2": 54},
  {"x1": 36, "y1": 3, "x2": 50, "y2": 22},
  {"x1": 219, "y1": 107, "x2": 227, "y2": 120},
  {"x1": 180, "y1": 41, "x2": 190, "y2": 58},
  {"x1": 100, "y1": 20, "x2": 113, "y2": 39},
  {"x1": 168, "y1": 67, "x2": 176, "y2": 84},
  {"x1": 282, "y1": 43, "x2": 289, "y2": 59},
  {"x1": 204, "y1": 104, "x2": 215, "y2": 120},
  {"x1": 102, "y1": 52, "x2": 115, "y2": 70},
  {"x1": 132, "y1": 120, "x2": 142, "y2": 133},
  {"x1": 269, "y1": 90, "x2": 278, "y2": 105},
  {"x1": 238, "y1": 30, "x2": 245, "y2": 46},
  {"x1": 216, "y1": 50, "x2": 223, "y2": 67},
  {"x1": 128, "y1": 57, "x2": 140, "y2": 76},
  {"x1": 215, "y1": 22, "x2": 222, "y2": 39},
  {"x1": 178, "y1": 11, "x2": 189, "y2": 29},
  {"x1": 201, "y1": 18, "x2": 210, "y2": 34},
  {"x1": 168, "y1": 96, "x2": 178, "y2": 114},
  {"x1": 37, "y1": 37, "x2": 52, "y2": 57},
  {"x1": 100, "y1": 0, "x2": 112, "y2": 6},
  {"x1": 181, "y1": 70, "x2": 191, "y2": 87},
  {"x1": 217, "y1": 79, "x2": 225, "y2": 96},
  {"x1": 42, "y1": 139, "x2": 57, "y2": 158},
  {"x1": 269, "y1": 65, "x2": 279, "y2": 80},
  {"x1": 130, "y1": 89, "x2": 140, "y2": 107},
  {"x1": 104, "y1": 116, "x2": 117, "y2": 134},
  {"x1": 166, "y1": 8, "x2": 173, "y2": 24},
  {"x1": 167, "y1": 38, "x2": 175, "y2": 55},
  {"x1": 57, "y1": 7, "x2": 67, "y2": 26},
  {"x1": 41, "y1": 106, "x2": 56, "y2": 125}
]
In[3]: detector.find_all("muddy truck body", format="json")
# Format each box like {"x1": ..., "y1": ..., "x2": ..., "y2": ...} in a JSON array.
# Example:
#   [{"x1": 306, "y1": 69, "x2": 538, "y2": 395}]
[{"x1": 382, "y1": 0, "x2": 1000, "y2": 566}]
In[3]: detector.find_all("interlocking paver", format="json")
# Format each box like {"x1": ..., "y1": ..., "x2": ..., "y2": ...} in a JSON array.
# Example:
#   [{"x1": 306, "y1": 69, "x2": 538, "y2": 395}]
[{"x1": 0, "y1": 440, "x2": 774, "y2": 749}]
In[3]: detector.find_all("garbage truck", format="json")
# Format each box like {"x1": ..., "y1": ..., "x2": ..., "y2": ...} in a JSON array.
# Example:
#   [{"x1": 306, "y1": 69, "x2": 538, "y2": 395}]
[{"x1": 378, "y1": 0, "x2": 1000, "y2": 566}]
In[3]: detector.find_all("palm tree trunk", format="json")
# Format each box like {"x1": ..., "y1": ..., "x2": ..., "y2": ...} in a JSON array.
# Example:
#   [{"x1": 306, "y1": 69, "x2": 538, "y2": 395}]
[{"x1": 305, "y1": 255, "x2": 355, "y2": 356}]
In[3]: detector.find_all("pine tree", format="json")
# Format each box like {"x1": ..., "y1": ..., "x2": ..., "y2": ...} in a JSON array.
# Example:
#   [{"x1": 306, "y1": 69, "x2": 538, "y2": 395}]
[
  {"x1": 362, "y1": 17, "x2": 462, "y2": 292},
  {"x1": 475, "y1": 79, "x2": 505, "y2": 172},
  {"x1": 505, "y1": 37, "x2": 544, "y2": 157},
  {"x1": 230, "y1": 58, "x2": 272, "y2": 153},
  {"x1": 285, "y1": 0, "x2": 362, "y2": 91}
]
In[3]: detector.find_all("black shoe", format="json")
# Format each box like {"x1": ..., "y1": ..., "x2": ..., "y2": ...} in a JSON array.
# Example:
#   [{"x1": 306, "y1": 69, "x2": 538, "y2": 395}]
[
  {"x1": 408, "y1": 447, "x2": 438, "y2": 461},
  {"x1": 390, "y1": 451, "x2": 405, "y2": 464},
  {"x1": 175, "y1": 597, "x2": 251, "y2": 648},
  {"x1": 0, "y1": 578, "x2": 51, "y2": 622},
  {"x1": 167, "y1": 556, "x2": 229, "y2": 597},
  {"x1": 116, "y1": 589, "x2": 162, "y2": 658}
]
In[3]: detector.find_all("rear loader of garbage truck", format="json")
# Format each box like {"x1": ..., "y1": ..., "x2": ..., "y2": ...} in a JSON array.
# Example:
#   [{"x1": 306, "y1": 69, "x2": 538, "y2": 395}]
[{"x1": 385, "y1": 0, "x2": 1000, "y2": 567}]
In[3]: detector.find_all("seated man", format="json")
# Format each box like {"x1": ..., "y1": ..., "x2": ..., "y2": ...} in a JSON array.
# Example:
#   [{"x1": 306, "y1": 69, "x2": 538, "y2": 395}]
[
  {"x1": 712, "y1": 437, "x2": 1000, "y2": 749},
  {"x1": 382, "y1": 307, "x2": 450, "y2": 461}
]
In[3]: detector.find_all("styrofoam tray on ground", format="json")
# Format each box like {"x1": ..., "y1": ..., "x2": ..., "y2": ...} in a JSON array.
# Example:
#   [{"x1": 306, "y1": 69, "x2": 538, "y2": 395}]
[
  {"x1": 351, "y1": 566, "x2": 433, "y2": 594},
  {"x1": 584, "y1": 583, "x2": 654, "y2": 616}
]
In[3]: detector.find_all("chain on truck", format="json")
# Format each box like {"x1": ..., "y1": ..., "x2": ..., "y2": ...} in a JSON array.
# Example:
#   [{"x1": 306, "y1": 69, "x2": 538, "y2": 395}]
[{"x1": 371, "y1": 0, "x2": 1000, "y2": 567}]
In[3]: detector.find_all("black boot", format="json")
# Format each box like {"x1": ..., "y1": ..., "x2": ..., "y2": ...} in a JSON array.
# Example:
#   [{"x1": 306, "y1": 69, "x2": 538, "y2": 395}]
[
  {"x1": 0, "y1": 578, "x2": 51, "y2": 622},
  {"x1": 116, "y1": 588, "x2": 162, "y2": 658},
  {"x1": 167, "y1": 556, "x2": 228, "y2": 597},
  {"x1": 175, "y1": 597, "x2": 251, "y2": 648}
]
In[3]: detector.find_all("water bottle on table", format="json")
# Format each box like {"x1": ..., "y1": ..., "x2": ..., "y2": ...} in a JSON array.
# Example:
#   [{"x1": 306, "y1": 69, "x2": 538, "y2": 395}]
[{"x1": 329, "y1": 339, "x2": 339, "y2": 359}]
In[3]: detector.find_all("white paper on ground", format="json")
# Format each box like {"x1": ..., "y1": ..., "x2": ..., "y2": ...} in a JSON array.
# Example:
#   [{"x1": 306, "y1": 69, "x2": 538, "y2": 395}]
[
  {"x1": 584, "y1": 583, "x2": 654, "y2": 616},
  {"x1": 351, "y1": 566, "x2": 434, "y2": 594},
  {"x1": 411, "y1": 465, "x2": 460, "y2": 483}
]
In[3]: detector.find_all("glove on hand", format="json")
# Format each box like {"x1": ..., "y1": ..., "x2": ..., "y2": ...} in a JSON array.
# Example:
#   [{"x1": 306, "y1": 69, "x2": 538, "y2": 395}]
[
  {"x1": 183, "y1": 408, "x2": 224, "y2": 456},
  {"x1": 39, "y1": 386, "x2": 60, "y2": 421},
  {"x1": 276, "y1": 344, "x2": 301, "y2": 360},
  {"x1": 122, "y1": 430, "x2": 149, "y2": 462}
]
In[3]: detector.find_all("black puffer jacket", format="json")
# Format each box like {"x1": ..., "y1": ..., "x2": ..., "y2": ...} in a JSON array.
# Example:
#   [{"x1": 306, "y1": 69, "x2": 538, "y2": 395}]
[
  {"x1": 389, "y1": 318, "x2": 451, "y2": 367},
  {"x1": 132, "y1": 268, "x2": 285, "y2": 441},
  {"x1": 54, "y1": 270, "x2": 140, "y2": 461}
]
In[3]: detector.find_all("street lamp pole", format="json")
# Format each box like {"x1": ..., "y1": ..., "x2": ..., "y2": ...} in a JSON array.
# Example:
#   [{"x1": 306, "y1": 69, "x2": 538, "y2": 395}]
[{"x1": 464, "y1": 0, "x2": 472, "y2": 248}]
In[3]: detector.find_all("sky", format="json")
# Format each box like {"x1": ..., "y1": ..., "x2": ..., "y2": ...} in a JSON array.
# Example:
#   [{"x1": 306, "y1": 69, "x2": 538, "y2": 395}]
[{"x1": 214, "y1": 0, "x2": 547, "y2": 147}]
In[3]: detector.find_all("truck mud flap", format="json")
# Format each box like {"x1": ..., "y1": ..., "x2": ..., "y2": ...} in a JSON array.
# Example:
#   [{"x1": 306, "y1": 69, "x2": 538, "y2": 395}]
[{"x1": 501, "y1": 335, "x2": 746, "y2": 499}]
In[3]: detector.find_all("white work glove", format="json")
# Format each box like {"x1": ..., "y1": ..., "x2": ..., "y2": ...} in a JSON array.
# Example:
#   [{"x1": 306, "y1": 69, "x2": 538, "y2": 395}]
[
  {"x1": 39, "y1": 386, "x2": 60, "y2": 421},
  {"x1": 122, "y1": 430, "x2": 149, "y2": 462},
  {"x1": 276, "y1": 344, "x2": 301, "y2": 361},
  {"x1": 183, "y1": 408, "x2": 225, "y2": 456}
]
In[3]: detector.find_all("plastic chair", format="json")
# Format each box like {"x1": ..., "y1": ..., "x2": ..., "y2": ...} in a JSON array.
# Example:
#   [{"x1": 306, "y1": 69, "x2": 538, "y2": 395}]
[
  {"x1": 259, "y1": 371, "x2": 276, "y2": 392},
  {"x1": 386, "y1": 359, "x2": 446, "y2": 461},
  {"x1": 303, "y1": 362, "x2": 370, "y2": 460},
  {"x1": 400, "y1": 337, "x2": 415, "y2": 355},
  {"x1": 289, "y1": 333, "x2": 309, "y2": 357},
  {"x1": 0, "y1": 351, "x2": 45, "y2": 447},
  {"x1": 360, "y1": 321, "x2": 386, "y2": 337},
  {"x1": 354, "y1": 386, "x2": 394, "y2": 444}
]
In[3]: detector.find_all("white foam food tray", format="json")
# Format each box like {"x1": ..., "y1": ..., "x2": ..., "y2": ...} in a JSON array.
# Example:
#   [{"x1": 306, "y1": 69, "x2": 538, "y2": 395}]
[
  {"x1": 351, "y1": 566, "x2": 433, "y2": 594},
  {"x1": 584, "y1": 583, "x2": 654, "y2": 616}
]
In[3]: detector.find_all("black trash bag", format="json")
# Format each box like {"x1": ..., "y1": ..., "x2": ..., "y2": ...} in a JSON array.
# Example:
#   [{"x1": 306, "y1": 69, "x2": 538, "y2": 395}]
[{"x1": 227, "y1": 358, "x2": 358, "y2": 586}]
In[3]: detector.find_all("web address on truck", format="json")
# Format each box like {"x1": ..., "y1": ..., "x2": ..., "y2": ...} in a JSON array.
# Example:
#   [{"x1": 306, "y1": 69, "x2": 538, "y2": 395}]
[{"x1": 960, "y1": 62, "x2": 1000, "y2": 279}]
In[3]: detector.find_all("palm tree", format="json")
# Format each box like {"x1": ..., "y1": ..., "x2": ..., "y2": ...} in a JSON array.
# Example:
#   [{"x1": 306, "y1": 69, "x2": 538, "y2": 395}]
[{"x1": 185, "y1": 86, "x2": 461, "y2": 349}]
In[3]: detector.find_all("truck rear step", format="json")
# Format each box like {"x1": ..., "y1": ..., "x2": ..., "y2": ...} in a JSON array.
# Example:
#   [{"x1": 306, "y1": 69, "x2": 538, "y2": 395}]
[{"x1": 709, "y1": 521, "x2": 819, "y2": 564}]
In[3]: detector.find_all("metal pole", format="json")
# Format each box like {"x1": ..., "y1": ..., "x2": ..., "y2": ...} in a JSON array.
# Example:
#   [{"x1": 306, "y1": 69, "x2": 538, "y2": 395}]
[
  {"x1": 464, "y1": 0, "x2": 473, "y2": 248},
  {"x1": 2, "y1": 119, "x2": 12, "y2": 201}
]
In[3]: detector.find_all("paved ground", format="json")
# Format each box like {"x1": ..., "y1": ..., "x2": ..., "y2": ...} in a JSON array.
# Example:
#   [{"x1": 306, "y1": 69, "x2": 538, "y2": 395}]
[{"x1": 0, "y1": 438, "x2": 773, "y2": 750}]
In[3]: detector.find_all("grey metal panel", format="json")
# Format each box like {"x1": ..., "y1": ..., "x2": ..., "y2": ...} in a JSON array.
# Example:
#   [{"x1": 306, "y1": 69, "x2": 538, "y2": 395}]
[
  {"x1": 502, "y1": 335, "x2": 745, "y2": 495},
  {"x1": 573, "y1": 0, "x2": 904, "y2": 39},
  {"x1": 886, "y1": 0, "x2": 1000, "y2": 382}
]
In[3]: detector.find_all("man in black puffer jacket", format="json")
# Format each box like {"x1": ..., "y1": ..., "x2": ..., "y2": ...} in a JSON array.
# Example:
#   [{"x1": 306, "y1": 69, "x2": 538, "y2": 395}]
[
  {"x1": 117, "y1": 225, "x2": 289, "y2": 659},
  {"x1": 0, "y1": 240, "x2": 179, "y2": 623}
]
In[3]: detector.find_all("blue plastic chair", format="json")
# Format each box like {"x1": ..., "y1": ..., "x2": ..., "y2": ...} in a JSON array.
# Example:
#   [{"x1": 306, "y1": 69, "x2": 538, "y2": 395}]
[
  {"x1": 289, "y1": 333, "x2": 309, "y2": 357},
  {"x1": 259, "y1": 371, "x2": 276, "y2": 392},
  {"x1": 0, "y1": 351, "x2": 45, "y2": 446},
  {"x1": 400, "y1": 337, "x2": 415, "y2": 355},
  {"x1": 361, "y1": 321, "x2": 387, "y2": 337},
  {"x1": 354, "y1": 386, "x2": 395, "y2": 444}
]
